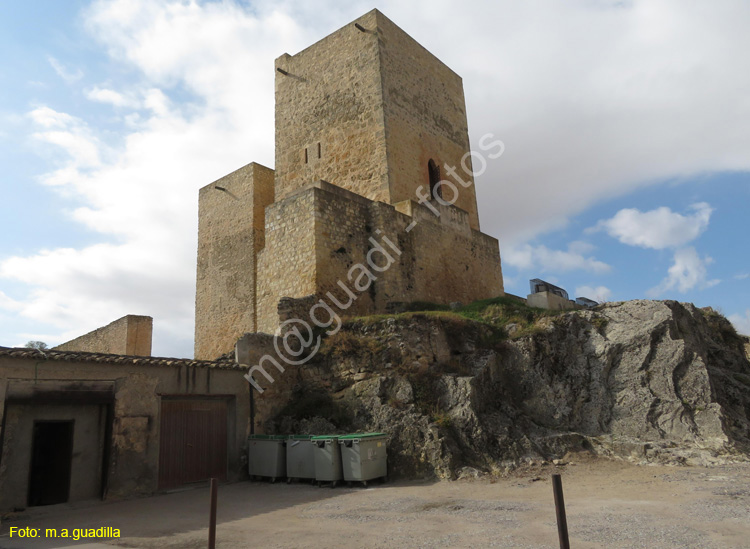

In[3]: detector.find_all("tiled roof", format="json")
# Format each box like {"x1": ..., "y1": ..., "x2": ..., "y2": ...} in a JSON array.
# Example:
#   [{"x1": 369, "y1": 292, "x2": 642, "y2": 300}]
[{"x1": 0, "y1": 346, "x2": 244, "y2": 370}]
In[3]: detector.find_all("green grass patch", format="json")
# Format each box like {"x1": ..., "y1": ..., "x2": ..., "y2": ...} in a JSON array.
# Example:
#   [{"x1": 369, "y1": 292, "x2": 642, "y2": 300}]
[
  {"x1": 345, "y1": 309, "x2": 468, "y2": 327},
  {"x1": 343, "y1": 296, "x2": 567, "y2": 346},
  {"x1": 453, "y1": 296, "x2": 563, "y2": 339}
]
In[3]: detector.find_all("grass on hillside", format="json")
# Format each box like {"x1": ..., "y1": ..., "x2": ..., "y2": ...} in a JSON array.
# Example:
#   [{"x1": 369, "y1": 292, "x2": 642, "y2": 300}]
[
  {"x1": 454, "y1": 296, "x2": 566, "y2": 338},
  {"x1": 345, "y1": 296, "x2": 567, "y2": 341}
]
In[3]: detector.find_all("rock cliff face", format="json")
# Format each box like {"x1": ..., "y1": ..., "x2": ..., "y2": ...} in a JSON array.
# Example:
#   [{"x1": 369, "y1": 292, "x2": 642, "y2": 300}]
[{"x1": 254, "y1": 300, "x2": 750, "y2": 478}]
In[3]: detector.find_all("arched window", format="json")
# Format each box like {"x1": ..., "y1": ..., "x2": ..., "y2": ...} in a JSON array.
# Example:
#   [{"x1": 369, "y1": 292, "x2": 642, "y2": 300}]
[{"x1": 428, "y1": 159, "x2": 442, "y2": 200}]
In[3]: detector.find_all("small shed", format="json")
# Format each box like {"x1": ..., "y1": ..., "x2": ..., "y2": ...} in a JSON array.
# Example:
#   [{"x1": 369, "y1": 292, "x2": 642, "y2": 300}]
[{"x1": 0, "y1": 347, "x2": 249, "y2": 512}]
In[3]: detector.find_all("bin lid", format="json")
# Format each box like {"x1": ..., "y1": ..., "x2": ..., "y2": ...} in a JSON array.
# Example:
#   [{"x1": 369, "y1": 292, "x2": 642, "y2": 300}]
[
  {"x1": 287, "y1": 435, "x2": 313, "y2": 440},
  {"x1": 248, "y1": 434, "x2": 287, "y2": 440},
  {"x1": 337, "y1": 432, "x2": 387, "y2": 440},
  {"x1": 310, "y1": 434, "x2": 340, "y2": 441}
]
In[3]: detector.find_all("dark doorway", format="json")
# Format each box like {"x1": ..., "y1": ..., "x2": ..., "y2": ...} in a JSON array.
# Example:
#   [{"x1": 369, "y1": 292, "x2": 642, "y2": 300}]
[
  {"x1": 428, "y1": 159, "x2": 442, "y2": 200},
  {"x1": 27, "y1": 421, "x2": 74, "y2": 506},
  {"x1": 158, "y1": 399, "x2": 228, "y2": 490}
]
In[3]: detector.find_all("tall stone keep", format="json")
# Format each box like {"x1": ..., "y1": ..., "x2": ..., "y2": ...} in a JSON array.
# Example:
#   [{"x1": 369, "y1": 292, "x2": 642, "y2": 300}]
[
  {"x1": 274, "y1": 10, "x2": 480, "y2": 230},
  {"x1": 195, "y1": 9, "x2": 504, "y2": 360}
]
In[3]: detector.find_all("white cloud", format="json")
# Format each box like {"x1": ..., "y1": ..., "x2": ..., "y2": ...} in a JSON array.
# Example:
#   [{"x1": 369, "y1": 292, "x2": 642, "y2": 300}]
[
  {"x1": 648, "y1": 247, "x2": 721, "y2": 297},
  {"x1": 729, "y1": 310, "x2": 750, "y2": 336},
  {"x1": 0, "y1": 243, "x2": 194, "y2": 350},
  {"x1": 142, "y1": 88, "x2": 171, "y2": 116},
  {"x1": 28, "y1": 107, "x2": 104, "y2": 186},
  {"x1": 575, "y1": 285, "x2": 613, "y2": 302},
  {"x1": 568, "y1": 240, "x2": 596, "y2": 255},
  {"x1": 48, "y1": 56, "x2": 83, "y2": 83},
  {"x1": 33, "y1": 130, "x2": 101, "y2": 168},
  {"x1": 589, "y1": 202, "x2": 713, "y2": 249},
  {"x1": 0, "y1": 291, "x2": 23, "y2": 312},
  {"x1": 591, "y1": 203, "x2": 719, "y2": 299},
  {"x1": 86, "y1": 86, "x2": 139, "y2": 108},
  {"x1": 735, "y1": 273, "x2": 749, "y2": 280},
  {"x1": 503, "y1": 242, "x2": 611, "y2": 274},
  {"x1": 29, "y1": 106, "x2": 76, "y2": 129}
]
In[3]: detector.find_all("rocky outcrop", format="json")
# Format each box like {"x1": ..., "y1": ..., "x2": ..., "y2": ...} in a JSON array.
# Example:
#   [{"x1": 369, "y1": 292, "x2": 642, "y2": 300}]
[{"x1": 253, "y1": 300, "x2": 750, "y2": 478}]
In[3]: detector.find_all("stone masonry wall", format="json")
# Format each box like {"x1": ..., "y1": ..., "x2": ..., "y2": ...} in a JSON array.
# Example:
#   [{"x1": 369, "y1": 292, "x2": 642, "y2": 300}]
[
  {"x1": 400, "y1": 199, "x2": 503, "y2": 303},
  {"x1": 255, "y1": 181, "x2": 502, "y2": 335},
  {"x1": 256, "y1": 188, "x2": 318, "y2": 334},
  {"x1": 195, "y1": 162, "x2": 274, "y2": 360},
  {"x1": 313, "y1": 184, "x2": 380, "y2": 317},
  {"x1": 54, "y1": 315, "x2": 152, "y2": 356},
  {"x1": 376, "y1": 11, "x2": 480, "y2": 230},
  {"x1": 274, "y1": 10, "x2": 389, "y2": 203},
  {"x1": 314, "y1": 181, "x2": 502, "y2": 315}
]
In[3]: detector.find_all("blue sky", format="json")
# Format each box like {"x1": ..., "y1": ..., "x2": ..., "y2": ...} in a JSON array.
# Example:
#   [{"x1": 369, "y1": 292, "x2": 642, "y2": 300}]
[
  {"x1": 0, "y1": 0, "x2": 748, "y2": 358},
  {"x1": 500, "y1": 175, "x2": 750, "y2": 308}
]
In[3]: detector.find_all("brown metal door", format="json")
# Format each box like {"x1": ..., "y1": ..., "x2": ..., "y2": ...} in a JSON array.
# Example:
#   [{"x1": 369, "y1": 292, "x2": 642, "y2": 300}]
[{"x1": 158, "y1": 399, "x2": 228, "y2": 489}]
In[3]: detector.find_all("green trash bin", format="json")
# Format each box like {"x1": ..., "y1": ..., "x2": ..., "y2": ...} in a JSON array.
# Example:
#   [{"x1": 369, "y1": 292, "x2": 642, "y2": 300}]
[
  {"x1": 286, "y1": 435, "x2": 315, "y2": 483},
  {"x1": 338, "y1": 433, "x2": 388, "y2": 486},
  {"x1": 311, "y1": 435, "x2": 343, "y2": 487},
  {"x1": 248, "y1": 435, "x2": 286, "y2": 482}
]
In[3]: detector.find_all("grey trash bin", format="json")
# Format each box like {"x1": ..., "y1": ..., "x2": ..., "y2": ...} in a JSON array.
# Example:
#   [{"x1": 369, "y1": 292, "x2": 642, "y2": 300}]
[
  {"x1": 339, "y1": 433, "x2": 387, "y2": 486},
  {"x1": 311, "y1": 435, "x2": 343, "y2": 487},
  {"x1": 286, "y1": 435, "x2": 315, "y2": 482},
  {"x1": 248, "y1": 435, "x2": 286, "y2": 482}
]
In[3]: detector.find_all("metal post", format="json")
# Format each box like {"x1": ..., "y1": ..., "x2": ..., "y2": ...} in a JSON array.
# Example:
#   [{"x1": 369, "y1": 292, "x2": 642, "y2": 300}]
[
  {"x1": 208, "y1": 478, "x2": 218, "y2": 549},
  {"x1": 552, "y1": 474, "x2": 570, "y2": 549}
]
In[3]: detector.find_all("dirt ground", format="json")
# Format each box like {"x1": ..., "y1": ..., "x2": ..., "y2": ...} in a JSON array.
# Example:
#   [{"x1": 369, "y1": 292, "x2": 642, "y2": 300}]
[{"x1": 2, "y1": 455, "x2": 749, "y2": 548}]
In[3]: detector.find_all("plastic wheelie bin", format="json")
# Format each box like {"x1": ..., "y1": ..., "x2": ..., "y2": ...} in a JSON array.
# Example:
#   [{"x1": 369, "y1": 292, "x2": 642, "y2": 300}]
[
  {"x1": 338, "y1": 433, "x2": 388, "y2": 486},
  {"x1": 248, "y1": 434, "x2": 286, "y2": 482},
  {"x1": 286, "y1": 435, "x2": 315, "y2": 483},
  {"x1": 311, "y1": 435, "x2": 343, "y2": 487}
]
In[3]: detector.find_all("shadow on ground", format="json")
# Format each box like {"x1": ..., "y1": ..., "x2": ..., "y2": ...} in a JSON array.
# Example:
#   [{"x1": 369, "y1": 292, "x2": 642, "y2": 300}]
[{"x1": 0, "y1": 478, "x2": 406, "y2": 548}]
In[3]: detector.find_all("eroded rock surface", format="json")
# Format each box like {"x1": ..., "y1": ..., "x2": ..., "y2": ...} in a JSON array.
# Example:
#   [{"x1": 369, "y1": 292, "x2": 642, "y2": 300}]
[{"x1": 255, "y1": 300, "x2": 750, "y2": 478}]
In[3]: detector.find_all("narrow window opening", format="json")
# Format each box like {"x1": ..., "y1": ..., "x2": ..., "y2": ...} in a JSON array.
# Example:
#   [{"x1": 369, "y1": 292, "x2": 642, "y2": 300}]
[
  {"x1": 304, "y1": 148, "x2": 308, "y2": 164},
  {"x1": 317, "y1": 142, "x2": 321, "y2": 159},
  {"x1": 428, "y1": 159, "x2": 442, "y2": 200}
]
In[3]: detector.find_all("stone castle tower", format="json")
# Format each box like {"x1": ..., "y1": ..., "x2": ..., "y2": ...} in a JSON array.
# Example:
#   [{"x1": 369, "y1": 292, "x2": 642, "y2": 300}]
[{"x1": 195, "y1": 9, "x2": 504, "y2": 360}]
